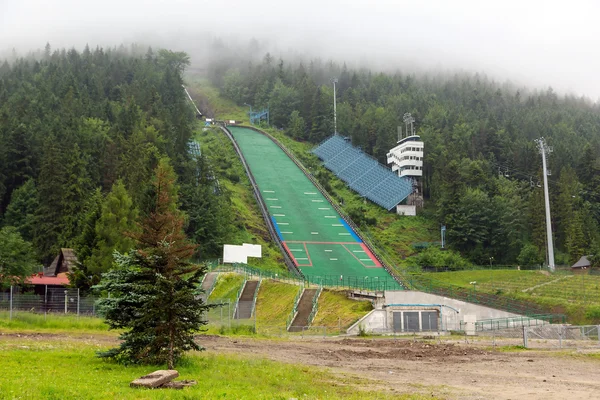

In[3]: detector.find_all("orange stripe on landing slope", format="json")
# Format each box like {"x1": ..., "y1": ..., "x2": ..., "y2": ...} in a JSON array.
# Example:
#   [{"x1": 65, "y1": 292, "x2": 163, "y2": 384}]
[
  {"x1": 282, "y1": 241, "x2": 298, "y2": 267},
  {"x1": 360, "y1": 243, "x2": 382, "y2": 267}
]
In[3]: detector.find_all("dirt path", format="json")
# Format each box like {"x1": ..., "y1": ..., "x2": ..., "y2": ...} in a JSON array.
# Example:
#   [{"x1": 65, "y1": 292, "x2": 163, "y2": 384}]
[{"x1": 200, "y1": 335, "x2": 600, "y2": 399}]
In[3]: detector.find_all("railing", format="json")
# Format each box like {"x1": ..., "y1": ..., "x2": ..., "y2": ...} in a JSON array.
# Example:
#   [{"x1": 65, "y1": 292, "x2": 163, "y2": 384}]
[
  {"x1": 204, "y1": 261, "x2": 304, "y2": 284},
  {"x1": 232, "y1": 278, "x2": 247, "y2": 319},
  {"x1": 218, "y1": 126, "x2": 304, "y2": 279},
  {"x1": 240, "y1": 125, "x2": 406, "y2": 289},
  {"x1": 307, "y1": 287, "x2": 323, "y2": 327},
  {"x1": 250, "y1": 279, "x2": 262, "y2": 318},
  {"x1": 286, "y1": 286, "x2": 304, "y2": 330},
  {"x1": 201, "y1": 272, "x2": 219, "y2": 299},
  {"x1": 466, "y1": 314, "x2": 567, "y2": 331},
  {"x1": 408, "y1": 274, "x2": 549, "y2": 316}
]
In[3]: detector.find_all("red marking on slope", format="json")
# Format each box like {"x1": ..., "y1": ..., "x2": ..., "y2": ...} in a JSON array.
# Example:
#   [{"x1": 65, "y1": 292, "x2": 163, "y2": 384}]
[
  {"x1": 282, "y1": 242, "x2": 298, "y2": 267},
  {"x1": 360, "y1": 243, "x2": 382, "y2": 267},
  {"x1": 303, "y1": 242, "x2": 313, "y2": 267},
  {"x1": 341, "y1": 244, "x2": 370, "y2": 268},
  {"x1": 283, "y1": 241, "x2": 312, "y2": 267}
]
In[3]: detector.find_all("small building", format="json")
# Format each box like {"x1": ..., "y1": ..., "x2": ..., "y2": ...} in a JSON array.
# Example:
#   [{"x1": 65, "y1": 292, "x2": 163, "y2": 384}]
[
  {"x1": 44, "y1": 248, "x2": 78, "y2": 277},
  {"x1": 571, "y1": 256, "x2": 591, "y2": 274}
]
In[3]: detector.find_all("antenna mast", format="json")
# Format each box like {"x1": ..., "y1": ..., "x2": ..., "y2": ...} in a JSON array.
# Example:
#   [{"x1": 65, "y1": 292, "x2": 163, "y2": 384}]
[{"x1": 331, "y1": 78, "x2": 338, "y2": 135}]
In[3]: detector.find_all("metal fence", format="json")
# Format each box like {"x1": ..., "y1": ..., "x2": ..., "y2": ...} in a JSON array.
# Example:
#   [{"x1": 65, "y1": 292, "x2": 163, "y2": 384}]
[
  {"x1": 524, "y1": 325, "x2": 600, "y2": 349},
  {"x1": 0, "y1": 286, "x2": 97, "y2": 318}
]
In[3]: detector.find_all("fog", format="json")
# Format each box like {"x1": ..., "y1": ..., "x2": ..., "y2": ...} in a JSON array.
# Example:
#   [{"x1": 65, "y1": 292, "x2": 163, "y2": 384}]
[{"x1": 2, "y1": 0, "x2": 599, "y2": 99}]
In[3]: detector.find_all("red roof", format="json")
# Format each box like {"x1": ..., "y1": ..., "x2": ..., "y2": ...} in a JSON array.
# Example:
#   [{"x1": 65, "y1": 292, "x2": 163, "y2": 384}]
[{"x1": 27, "y1": 273, "x2": 70, "y2": 286}]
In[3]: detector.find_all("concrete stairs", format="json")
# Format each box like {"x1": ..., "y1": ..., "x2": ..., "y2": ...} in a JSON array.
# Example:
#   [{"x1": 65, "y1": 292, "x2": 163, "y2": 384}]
[
  {"x1": 288, "y1": 288, "x2": 317, "y2": 332},
  {"x1": 199, "y1": 272, "x2": 218, "y2": 301},
  {"x1": 235, "y1": 280, "x2": 259, "y2": 319}
]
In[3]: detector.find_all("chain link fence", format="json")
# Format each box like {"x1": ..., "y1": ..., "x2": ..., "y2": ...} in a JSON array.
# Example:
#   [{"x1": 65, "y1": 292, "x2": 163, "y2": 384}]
[{"x1": 0, "y1": 286, "x2": 97, "y2": 318}]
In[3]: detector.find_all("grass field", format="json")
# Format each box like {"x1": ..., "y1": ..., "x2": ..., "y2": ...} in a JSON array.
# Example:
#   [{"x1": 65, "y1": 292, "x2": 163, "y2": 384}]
[
  {"x1": 255, "y1": 280, "x2": 301, "y2": 327},
  {"x1": 208, "y1": 273, "x2": 246, "y2": 302},
  {"x1": 0, "y1": 335, "x2": 405, "y2": 400},
  {"x1": 0, "y1": 311, "x2": 109, "y2": 333},
  {"x1": 422, "y1": 269, "x2": 600, "y2": 324},
  {"x1": 312, "y1": 290, "x2": 373, "y2": 330}
]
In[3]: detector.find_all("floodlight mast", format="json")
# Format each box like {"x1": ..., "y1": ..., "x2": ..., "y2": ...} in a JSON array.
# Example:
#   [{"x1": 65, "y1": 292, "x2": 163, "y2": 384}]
[
  {"x1": 535, "y1": 137, "x2": 555, "y2": 272},
  {"x1": 331, "y1": 78, "x2": 338, "y2": 135}
]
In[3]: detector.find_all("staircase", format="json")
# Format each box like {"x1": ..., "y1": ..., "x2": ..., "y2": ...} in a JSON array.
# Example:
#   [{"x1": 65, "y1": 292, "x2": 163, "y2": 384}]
[
  {"x1": 288, "y1": 288, "x2": 318, "y2": 332},
  {"x1": 200, "y1": 272, "x2": 218, "y2": 301},
  {"x1": 235, "y1": 280, "x2": 259, "y2": 319}
]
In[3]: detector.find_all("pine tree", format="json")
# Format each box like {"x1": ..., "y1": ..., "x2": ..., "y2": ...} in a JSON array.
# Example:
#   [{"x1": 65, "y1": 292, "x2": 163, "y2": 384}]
[
  {"x1": 95, "y1": 158, "x2": 210, "y2": 368},
  {"x1": 88, "y1": 180, "x2": 138, "y2": 274}
]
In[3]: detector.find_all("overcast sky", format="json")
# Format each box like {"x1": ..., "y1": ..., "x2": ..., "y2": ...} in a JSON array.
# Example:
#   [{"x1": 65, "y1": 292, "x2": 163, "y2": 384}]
[{"x1": 1, "y1": 0, "x2": 599, "y2": 99}]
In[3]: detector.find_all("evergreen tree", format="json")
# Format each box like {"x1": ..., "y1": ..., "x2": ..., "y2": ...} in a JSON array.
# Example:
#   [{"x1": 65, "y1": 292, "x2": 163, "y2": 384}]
[
  {"x1": 0, "y1": 226, "x2": 37, "y2": 287},
  {"x1": 95, "y1": 158, "x2": 210, "y2": 368},
  {"x1": 3, "y1": 179, "x2": 38, "y2": 242},
  {"x1": 88, "y1": 180, "x2": 138, "y2": 274}
]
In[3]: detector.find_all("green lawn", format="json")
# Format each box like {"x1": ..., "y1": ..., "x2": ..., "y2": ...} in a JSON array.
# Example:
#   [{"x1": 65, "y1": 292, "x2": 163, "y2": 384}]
[
  {"x1": 0, "y1": 311, "x2": 109, "y2": 334},
  {"x1": 255, "y1": 280, "x2": 301, "y2": 327},
  {"x1": 0, "y1": 336, "x2": 410, "y2": 400},
  {"x1": 312, "y1": 290, "x2": 373, "y2": 330},
  {"x1": 421, "y1": 270, "x2": 600, "y2": 324},
  {"x1": 208, "y1": 273, "x2": 245, "y2": 302}
]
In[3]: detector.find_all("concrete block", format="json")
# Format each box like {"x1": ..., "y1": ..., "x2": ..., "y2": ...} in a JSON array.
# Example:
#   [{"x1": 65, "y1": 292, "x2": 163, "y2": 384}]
[{"x1": 130, "y1": 370, "x2": 179, "y2": 388}]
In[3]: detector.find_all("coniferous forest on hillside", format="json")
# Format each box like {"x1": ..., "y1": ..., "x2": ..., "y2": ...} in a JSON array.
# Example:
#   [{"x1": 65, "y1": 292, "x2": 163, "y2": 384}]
[
  {"x1": 1, "y1": 43, "x2": 600, "y2": 288},
  {"x1": 0, "y1": 45, "x2": 233, "y2": 288},
  {"x1": 206, "y1": 51, "x2": 600, "y2": 267}
]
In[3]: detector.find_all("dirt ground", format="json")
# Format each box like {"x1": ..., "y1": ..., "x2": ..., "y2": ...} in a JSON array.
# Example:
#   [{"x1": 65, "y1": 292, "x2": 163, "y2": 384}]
[
  {"x1": 4, "y1": 331, "x2": 600, "y2": 399},
  {"x1": 200, "y1": 335, "x2": 600, "y2": 400}
]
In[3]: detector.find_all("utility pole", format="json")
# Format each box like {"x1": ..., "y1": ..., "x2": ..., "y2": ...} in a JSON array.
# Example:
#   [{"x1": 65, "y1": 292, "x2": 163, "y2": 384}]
[
  {"x1": 331, "y1": 78, "x2": 338, "y2": 134},
  {"x1": 535, "y1": 137, "x2": 555, "y2": 272}
]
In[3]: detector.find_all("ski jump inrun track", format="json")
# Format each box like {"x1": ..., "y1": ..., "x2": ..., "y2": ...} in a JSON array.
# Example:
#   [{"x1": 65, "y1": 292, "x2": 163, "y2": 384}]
[{"x1": 228, "y1": 126, "x2": 400, "y2": 288}]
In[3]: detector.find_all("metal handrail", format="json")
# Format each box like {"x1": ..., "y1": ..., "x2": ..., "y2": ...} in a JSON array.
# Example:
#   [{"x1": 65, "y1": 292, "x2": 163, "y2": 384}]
[
  {"x1": 286, "y1": 286, "x2": 304, "y2": 330},
  {"x1": 250, "y1": 279, "x2": 262, "y2": 318},
  {"x1": 307, "y1": 287, "x2": 323, "y2": 326},
  {"x1": 233, "y1": 278, "x2": 247, "y2": 319}
]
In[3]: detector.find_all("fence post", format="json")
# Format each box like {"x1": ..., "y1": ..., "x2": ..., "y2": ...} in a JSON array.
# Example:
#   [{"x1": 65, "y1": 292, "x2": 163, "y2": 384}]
[
  {"x1": 523, "y1": 326, "x2": 528, "y2": 348},
  {"x1": 77, "y1": 289, "x2": 80, "y2": 318},
  {"x1": 64, "y1": 290, "x2": 68, "y2": 314},
  {"x1": 9, "y1": 286, "x2": 13, "y2": 321}
]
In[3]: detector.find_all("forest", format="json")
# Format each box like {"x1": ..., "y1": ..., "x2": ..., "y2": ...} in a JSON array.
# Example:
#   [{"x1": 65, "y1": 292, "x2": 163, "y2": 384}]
[
  {"x1": 0, "y1": 45, "x2": 232, "y2": 289},
  {"x1": 207, "y1": 51, "x2": 600, "y2": 266}
]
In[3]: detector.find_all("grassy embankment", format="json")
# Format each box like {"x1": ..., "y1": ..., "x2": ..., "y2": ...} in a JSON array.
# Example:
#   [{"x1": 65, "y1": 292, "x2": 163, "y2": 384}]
[
  {"x1": 426, "y1": 269, "x2": 600, "y2": 324},
  {"x1": 312, "y1": 290, "x2": 373, "y2": 330},
  {"x1": 0, "y1": 335, "x2": 417, "y2": 400}
]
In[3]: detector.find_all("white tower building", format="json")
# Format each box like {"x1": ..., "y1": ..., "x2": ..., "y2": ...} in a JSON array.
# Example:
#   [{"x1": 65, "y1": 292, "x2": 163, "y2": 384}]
[
  {"x1": 386, "y1": 114, "x2": 424, "y2": 215},
  {"x1": 387, "y1": 135, "x2": 424, "y2": 178}
]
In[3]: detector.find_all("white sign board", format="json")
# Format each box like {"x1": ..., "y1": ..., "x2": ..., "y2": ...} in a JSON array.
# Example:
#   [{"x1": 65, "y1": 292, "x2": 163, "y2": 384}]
[
  {"x1": 222, "y1": 244, "x2": 262, "y2": 264},
  {"x1": 242, "y1": 243, "x2": 262, "y2": 258}
]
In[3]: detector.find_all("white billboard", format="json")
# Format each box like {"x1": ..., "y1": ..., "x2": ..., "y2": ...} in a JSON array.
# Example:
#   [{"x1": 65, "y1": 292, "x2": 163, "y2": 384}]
[{"x1": 223, "y1": 244, "x2": 262, "y2": 264}]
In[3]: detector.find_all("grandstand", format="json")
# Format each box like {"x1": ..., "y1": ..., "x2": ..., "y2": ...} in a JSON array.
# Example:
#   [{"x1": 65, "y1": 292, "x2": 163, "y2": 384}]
[{"x1": 313, "y1": 135, "x2": 413, "y2": 210}]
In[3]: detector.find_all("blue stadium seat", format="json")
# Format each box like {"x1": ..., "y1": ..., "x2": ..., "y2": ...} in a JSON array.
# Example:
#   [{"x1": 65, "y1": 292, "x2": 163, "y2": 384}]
[{"x1": 312, "y1": 135, "x2": 413, "y2": 210}]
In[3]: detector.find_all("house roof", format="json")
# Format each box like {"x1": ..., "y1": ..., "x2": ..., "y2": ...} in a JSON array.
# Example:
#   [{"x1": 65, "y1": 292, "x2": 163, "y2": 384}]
[
  {"x1": 27, "y1": 272, "x2": 70, "y2": 286},
  {"x1": 44, "y1": 248, "x2": 78, "y2": 277},
  {"x1": 571, "y1": 256, "x2": 591, "y2": 269}
]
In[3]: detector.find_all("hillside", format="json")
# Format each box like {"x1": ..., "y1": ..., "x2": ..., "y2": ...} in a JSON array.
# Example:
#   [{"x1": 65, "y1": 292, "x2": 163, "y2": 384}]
[
  {"x1": 192, "y1": 54, "x2": 600, "y2": 269},
  {"x1": 186, "y1": 78, "x2": 439, "y2": 270}
]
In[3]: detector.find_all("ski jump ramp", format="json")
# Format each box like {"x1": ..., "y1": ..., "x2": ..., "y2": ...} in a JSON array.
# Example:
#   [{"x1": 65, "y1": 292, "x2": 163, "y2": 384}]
[{"x1": 228, "y1": 126, "x2": 401, "y2": 289}]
